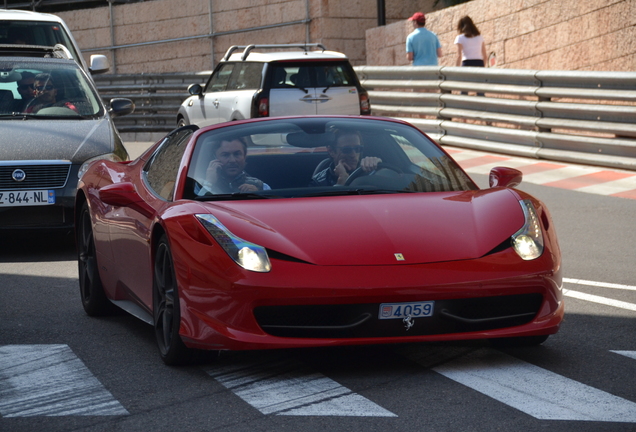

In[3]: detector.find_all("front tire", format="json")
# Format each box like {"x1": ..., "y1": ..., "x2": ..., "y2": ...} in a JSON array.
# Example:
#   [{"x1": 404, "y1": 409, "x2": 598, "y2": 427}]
[
  {"x1": 153, "y1": 234, "x2": 191, "y2": 365},
  {"x1": 77, "y1": 201, "x2": 112, "y2": 316}
]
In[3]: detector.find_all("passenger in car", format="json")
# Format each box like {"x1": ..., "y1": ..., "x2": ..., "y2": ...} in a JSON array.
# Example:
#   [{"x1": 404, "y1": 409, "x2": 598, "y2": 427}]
[
  {"x1": 197, "y1": 137, "x2": 271, "y2": 194},
  {"x1": 310, "y1": 129, "x2": 382, "y2": 186}
]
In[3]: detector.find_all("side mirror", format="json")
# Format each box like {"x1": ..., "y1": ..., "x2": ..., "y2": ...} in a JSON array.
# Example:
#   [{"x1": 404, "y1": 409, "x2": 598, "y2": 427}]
[
  {"x1": 188, "y1": 83, "x2": 203, "y2": 97},
  {"x1": 489, "y1": 166, "x2": 523, "y2": 188},
  {"x1": 99, "y1": 182, "x2": 154, "y2": 218},
  {"x1": 109, "y1": 98, "x2": 135, "y2": 118},
  {"x1": 89, "y1": 54, "x2": 110, "y2": 75}
]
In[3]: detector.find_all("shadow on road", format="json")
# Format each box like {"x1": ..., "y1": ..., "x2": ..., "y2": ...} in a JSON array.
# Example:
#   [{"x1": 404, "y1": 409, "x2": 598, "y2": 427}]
[{"x1": 0, "y1": 231, "x2": 76, "y2": 262}]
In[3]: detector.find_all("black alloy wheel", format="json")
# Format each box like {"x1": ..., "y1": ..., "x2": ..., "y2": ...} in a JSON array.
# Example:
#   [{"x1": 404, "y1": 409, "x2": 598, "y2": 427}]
[
  {"x1": 77, "y1": 201, "x2": 112, "y2": 316},
  {"x1": 153, "y1": 234, "x2": 191, "y2": 365}
]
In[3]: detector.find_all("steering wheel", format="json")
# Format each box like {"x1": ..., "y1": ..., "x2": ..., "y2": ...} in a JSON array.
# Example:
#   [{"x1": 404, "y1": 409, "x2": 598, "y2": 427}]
[{"x1": 344, "y1": 162, "x2": 403, "y2": 186}]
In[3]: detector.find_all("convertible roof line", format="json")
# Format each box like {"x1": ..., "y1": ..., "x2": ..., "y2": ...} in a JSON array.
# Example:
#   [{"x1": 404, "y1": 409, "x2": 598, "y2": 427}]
[{"x1": 223, "y1": 43, "x2": 327, "y2": 61}]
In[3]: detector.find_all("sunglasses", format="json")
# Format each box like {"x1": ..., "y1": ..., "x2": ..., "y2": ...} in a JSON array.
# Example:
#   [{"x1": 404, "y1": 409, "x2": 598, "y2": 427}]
[
  {"x1": 18, "y1": 84, "x2": 34, "y2": 91},
  {"x1": 35, "y1": 85, "x2": 54, "y2": 91},
  {"x1": 337, "y1": 146, "x2": 363, "y2": 154}
]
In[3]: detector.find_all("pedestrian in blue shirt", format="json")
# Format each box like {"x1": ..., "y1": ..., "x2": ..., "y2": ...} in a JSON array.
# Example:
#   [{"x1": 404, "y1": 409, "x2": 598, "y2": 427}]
[{"x1": 406, "y1": 12, "x2": 442, "y2": 66}]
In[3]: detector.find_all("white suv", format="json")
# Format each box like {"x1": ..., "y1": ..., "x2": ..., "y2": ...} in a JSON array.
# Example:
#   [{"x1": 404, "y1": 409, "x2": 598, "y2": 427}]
[
  {"x1": 0, "y1": 9, "x2": 109, "y2": 75},
  {"x1": 177, "y1": 44, "x2": 370, "y2": 127}
]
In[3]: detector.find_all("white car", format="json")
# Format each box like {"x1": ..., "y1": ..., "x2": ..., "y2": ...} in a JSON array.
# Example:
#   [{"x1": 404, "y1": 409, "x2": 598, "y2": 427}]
[
  {"x1": 177, "y1": 44, "x2": 370, "y2": 127},
  {"x1": 0, "y1": 9, "x2": 109, "y2": 75}
]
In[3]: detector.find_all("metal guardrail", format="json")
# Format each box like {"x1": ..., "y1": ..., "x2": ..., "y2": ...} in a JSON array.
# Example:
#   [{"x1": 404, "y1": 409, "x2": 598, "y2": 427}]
[
  {"x1": 95, "y1": 67, "x2": 636, "y2": 170},
  {"x1": 354, "y1": 66, "x2": 636, "y2": 171},
  {"x1": 94, "y1": 72, "x2": 209, "y2": 134}
]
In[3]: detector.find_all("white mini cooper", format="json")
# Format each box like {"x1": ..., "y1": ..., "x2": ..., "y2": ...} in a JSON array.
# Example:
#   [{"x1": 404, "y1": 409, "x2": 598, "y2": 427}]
[{"x1": 177, "y1": 44, "x2": 370, "y2": 127}]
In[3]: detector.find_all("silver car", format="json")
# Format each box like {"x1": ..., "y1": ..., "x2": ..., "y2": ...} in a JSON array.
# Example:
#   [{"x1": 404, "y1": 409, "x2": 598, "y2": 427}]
[{"x1": 0, "y1": 51, "x2": 132, "y2": 230}]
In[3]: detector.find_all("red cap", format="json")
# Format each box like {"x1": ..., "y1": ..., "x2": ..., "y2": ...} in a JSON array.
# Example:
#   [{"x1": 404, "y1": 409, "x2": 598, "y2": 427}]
[{"x1": 408, "y1": 12, "x2": 426, "y2": 23}]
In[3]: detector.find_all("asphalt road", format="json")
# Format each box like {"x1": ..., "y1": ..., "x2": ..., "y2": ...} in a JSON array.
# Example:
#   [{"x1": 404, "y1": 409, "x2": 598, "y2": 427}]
[{"x1": 1, "y1": 156, "x2": 635, "y2": 431}]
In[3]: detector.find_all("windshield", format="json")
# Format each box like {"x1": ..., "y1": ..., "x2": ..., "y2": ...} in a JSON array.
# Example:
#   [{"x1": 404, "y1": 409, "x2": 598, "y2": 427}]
[
  {"x1": 0, "y1": 20, "x2": 81, "y2": 61},
  {"x1": 184, "y1": 118, "x2": 477, "y2": 200},
  {"x1": 0, "y1": 58, "x2": 103, "y2": 118}
]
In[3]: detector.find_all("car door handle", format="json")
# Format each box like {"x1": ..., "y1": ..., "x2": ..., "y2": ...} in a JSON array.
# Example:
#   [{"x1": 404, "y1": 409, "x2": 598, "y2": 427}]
[
  {"x1": 213, "y1": 99, "x2": 220, "y2": 107},
  {"x1": 300, "y1": 95, "x2": 332, "y2": 103}
]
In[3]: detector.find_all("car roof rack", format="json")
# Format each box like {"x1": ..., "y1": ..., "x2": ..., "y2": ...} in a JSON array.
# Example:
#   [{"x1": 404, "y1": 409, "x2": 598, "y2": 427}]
[
  {"x1": 0, "y1": 43, "x2": 74, "y2": 61},
  {"x1": 222, "y1": 43, "x2": 327, "y2": 61}
]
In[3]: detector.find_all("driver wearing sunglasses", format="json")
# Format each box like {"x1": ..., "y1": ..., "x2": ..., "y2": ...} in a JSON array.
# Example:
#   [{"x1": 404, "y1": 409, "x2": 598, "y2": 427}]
[
  {"x1": 25, "y1": 73, "x2": 78, "y2": 114},
  {"x1": 310, "y1": 129, "x2": 382, "y2": 186}
]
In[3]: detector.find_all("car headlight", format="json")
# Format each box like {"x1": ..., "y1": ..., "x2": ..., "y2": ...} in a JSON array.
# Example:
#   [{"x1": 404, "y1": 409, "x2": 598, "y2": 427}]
[
  {"x1": 195, "y1": 214, "x2": 271, "y2": 272},
  {"x1": 511, "y1": 199, "x2": 544, "y2": 260},
  {"x1": 78, "y1": 153, "x2": 125, "y2": 179}
]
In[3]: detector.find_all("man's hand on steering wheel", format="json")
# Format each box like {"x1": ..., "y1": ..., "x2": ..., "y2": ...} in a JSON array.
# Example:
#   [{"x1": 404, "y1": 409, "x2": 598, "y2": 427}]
[
  {"x1": 344, "y1": 161, "x2": 404, "y2": 186},
  {"x1": 359, "y1": 157, "x2": 382, "y2": 172}
]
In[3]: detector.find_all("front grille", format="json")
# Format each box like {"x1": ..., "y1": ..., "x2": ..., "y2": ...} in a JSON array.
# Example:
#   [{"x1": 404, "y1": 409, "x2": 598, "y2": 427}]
[
  {"x1": 254, "y1": 294, "x2": 543, "y2": 339},
  {"x1": 0, "y1": 205, "x2": 68, "y2": 227},
  {"x1": 0, "y1": 163, "x2": 71, "y2": 190}
]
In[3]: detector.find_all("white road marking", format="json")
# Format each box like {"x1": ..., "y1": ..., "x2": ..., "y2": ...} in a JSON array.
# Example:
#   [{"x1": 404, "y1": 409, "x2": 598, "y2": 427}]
[
  {"x1": 564, "y1": 278, "x2": 636, "y2": 292},
  {"x1": 576, "y1": 176, "x2": 636, "y2": 195},
  {"x1": 429, "y1": 348, "x2": 636, "y2": 422},
  {"x1": 0, "y1": 345, "x2": 128, "y2": 417},
  {"x1": 611, "y1": 351, "x2": 636, "y2": 361},
  {"x1": 521, "y1": 165, "x2": 601, "y2": 184},
  {"x1": 462, "y1": 158, "x2": 539, "y2": 175},
  {"x1": 205, "y1": 357, "x2": 396, "y2": 417},
  {"x1": 563, "y1": 289, "x2": 636, "y2": 312}
]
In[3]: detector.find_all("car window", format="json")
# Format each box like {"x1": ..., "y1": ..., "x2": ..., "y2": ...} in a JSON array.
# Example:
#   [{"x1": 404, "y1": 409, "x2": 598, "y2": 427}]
[
  {"x1": 227, "y1": 62, "x2": 263, "y2": 91},
  {"x1": 144, "y1": 127, "x2": 195, "y2": 201},
  {"x1": 205, "y1": 63, "x2": 234, "y2": 93},
  {"x1": 269, "y1": 61, "x2": 357, "y2": 89},
  {"x1": 184, "y1": 118, "x2": 476, "y2": 200},
  {"x1": 0, "y1": 21, "x2": 82, "y2": 63},
  {"x1": 0, "y1": 58, "x2": 103, "y2": 117}
]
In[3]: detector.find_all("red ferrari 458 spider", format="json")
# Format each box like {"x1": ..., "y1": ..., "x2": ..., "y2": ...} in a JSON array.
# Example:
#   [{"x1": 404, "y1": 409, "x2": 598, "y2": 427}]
[{"x1": 76, "y1": 116, "x2": 563, "y2": 365}]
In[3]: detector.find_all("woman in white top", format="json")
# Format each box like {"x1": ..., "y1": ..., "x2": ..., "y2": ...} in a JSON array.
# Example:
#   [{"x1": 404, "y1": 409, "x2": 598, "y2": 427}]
[{"x1": 454, "y1": 16, "x2": 487, "y2": 67}]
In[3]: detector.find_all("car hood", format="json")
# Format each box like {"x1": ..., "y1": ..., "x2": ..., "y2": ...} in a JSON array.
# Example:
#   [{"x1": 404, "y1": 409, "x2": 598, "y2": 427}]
[
  {"x1": 0, "y1": 118, "x2": 115, "y2": 163},
  {"x1": 200, "y1": 189, "x2": 525, "y2": 266}
]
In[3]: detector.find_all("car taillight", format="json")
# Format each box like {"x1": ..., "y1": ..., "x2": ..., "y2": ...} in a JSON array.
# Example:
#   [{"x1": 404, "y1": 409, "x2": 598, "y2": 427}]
[
  {"x1": 258, "y1": 97, "x2": 269, "y2": 117},
  {"x1": 359, "y1": 92, "x2": 370, "y2": 115}
]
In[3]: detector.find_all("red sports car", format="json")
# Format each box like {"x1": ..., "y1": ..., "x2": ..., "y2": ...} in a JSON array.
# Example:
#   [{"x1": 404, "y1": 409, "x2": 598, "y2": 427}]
[{"x1": 76, "y1": 116, "x2": 563, "y2": 365}]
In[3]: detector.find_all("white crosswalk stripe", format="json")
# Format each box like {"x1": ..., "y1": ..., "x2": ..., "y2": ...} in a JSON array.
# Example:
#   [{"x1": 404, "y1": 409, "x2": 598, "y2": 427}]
[
  {"x1": 205, "y1": 356, "x2": 396, "y2": 417},
  {"x1": 0, "y1": 345, "x2": 128, "y2": 417},
  {"x1": 403, "y1": 346, "x2": 636, "y2": 423},
  {"x1": 611, "y1": 351, "x2": 636, "y2": 361},
  {"x1": 2, "y1": 343, "x2": 636, "y2": 421}
]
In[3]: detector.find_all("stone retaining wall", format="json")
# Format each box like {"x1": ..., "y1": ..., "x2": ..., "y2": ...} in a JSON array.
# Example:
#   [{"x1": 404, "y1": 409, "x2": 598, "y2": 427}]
[
  {"x1": 57, "y1": 0, "x2": 437, "y2": 73},
  {"x1": 366, "y1": 0, "x2": 636, "y2": 71}
]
